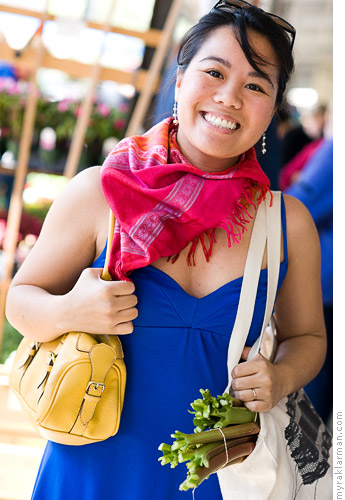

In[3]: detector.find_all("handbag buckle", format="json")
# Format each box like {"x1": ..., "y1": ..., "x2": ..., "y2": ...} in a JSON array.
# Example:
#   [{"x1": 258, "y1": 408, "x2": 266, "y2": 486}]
[{"x1": 86, "y1": 381, "x2": 106, "y2": 397}]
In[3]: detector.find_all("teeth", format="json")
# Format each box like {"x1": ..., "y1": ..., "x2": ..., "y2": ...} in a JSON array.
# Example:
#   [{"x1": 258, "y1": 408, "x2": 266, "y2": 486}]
[{"x1": 204, "y1": 113, "x2": 238, "y2": 130}]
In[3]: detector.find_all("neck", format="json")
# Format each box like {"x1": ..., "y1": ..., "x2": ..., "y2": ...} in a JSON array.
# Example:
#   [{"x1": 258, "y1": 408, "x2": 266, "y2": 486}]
[{"x1": 175, "y1": 133, "x2": 240, "y2": 173}]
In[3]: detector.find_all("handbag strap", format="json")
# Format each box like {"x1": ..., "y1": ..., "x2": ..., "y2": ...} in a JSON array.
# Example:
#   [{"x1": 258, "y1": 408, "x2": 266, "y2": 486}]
[
  {"x1": 224, "y1": 191, "x2": 281, "y2": 392},
  {"x1": 71, "y1": 209, "x2": 117, "y2": 434},
  {"x1": 101, "y1": 210, "x2": 115, "y2": 281}
]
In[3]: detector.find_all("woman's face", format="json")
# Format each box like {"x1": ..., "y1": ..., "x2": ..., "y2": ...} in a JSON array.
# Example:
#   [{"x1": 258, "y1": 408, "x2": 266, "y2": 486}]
[{"x1": 175, "y1": 26, "x2": 279, "y2": 172}]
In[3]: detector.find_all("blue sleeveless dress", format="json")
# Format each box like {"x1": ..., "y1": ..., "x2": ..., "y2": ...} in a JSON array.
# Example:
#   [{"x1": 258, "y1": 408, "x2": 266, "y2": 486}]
[{"x1": 31, "y1": 197, "x2": 288, "y2": 500}]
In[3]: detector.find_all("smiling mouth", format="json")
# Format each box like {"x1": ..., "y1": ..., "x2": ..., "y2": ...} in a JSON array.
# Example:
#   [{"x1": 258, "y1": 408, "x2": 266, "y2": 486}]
[{"x1": 202, "y1": 112, "x2": 240, "y2": 130}]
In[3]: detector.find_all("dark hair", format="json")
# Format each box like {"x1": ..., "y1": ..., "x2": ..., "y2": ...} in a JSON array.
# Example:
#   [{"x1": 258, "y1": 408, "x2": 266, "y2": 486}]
[{"x1": 177, "y1": 6, "x2": 294, "y2": 107}]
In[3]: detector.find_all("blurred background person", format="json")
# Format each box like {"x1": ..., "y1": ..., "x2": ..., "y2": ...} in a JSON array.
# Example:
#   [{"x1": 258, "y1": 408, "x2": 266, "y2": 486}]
[
  {"x1": 277, "y1": 103, "x2": 327, "y2": 167},
  {"x1": 278, "y1": 103, "x2": 328, "y2": 190}
]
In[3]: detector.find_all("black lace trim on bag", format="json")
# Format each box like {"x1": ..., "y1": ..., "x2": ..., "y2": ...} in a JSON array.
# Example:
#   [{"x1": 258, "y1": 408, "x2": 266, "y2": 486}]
[{"x1": 284, "y1": 390, "x2": 332, "y2": 486}]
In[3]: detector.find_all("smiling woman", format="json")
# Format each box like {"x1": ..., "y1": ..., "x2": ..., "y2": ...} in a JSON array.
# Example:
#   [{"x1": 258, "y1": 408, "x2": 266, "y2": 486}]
[{"x1": 5, "y1": 2, "x2": 329, "y2": 500}]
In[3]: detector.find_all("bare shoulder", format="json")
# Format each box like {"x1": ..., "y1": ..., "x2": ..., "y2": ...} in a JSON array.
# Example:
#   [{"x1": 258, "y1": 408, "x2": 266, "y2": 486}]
[
  {"x1": 10, "y1": 166, "x2": 109, "y2": 293},
  {"x1": 283, "y1": 193, "x2": 313, "y2": 224},
  {"x1": 44, "y1": 166, "x2": 108, "y2": 237},
  {"x1": 283, "y1": 193, "x2": 319, "y2": 242},
  {"x1": 283, "y1": 193, "x2": 320, "y2": 263},
  {"x1": 50, "y1": 166, "x2": 106, "y2": 214}
]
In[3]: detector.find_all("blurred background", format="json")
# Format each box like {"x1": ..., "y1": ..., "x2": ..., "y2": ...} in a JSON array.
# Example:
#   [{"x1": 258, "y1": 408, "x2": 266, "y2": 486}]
[{"x1": 0, "y1": 0, "x2": 333, "y2": 499}]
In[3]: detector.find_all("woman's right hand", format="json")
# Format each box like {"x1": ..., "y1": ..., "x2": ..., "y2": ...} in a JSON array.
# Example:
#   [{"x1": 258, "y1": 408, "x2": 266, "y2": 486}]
[
  {"x1": 5, "y1": 166, "x2": 138, "y2": 343},
  {"x1": 66, "y1": 268, "x2": 138, "y2": 336}
]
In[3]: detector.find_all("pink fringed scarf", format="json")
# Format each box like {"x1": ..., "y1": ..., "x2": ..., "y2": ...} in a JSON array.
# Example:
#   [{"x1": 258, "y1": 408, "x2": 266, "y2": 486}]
[{"x1": 100, "y1": 118, "x2": 271, "y2": 281}]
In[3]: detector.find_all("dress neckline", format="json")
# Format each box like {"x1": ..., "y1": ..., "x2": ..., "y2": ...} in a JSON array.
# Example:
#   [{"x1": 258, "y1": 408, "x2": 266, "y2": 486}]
[{"x1": 132, "y1": 264, "x2": 266, "y2": 301}]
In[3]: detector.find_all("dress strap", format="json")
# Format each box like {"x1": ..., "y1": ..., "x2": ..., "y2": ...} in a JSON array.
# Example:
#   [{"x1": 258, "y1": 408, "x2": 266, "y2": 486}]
[{"x1": 280, "y1": 193, "x2": 288, "y2": 266}]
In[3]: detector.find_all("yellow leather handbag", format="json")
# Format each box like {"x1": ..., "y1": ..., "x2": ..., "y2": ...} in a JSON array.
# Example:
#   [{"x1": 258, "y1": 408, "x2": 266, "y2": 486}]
[{"x1": 9, "y1": 211, "x2": 126, "y2": 445}]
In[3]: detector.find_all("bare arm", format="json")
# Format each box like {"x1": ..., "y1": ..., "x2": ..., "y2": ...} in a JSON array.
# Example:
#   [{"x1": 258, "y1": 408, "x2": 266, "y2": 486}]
[
  {"x1": 268, "y1": 195, "x2": 326, "y2": 393},
  {"x1": 5, "y1": 167, "x2": 138, "y2": 342},
  {"x1": 231, "y1": 194, "x2": 327, "y2": 411}
]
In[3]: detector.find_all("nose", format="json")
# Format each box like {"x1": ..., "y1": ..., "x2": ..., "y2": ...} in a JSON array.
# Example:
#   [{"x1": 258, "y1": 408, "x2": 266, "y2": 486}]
[{"x1": 214, "y1": 81, "x2": 243, "y2": 109}]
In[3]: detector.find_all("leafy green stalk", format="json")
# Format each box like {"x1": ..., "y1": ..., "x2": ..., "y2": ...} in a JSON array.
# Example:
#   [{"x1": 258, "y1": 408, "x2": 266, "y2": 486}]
[
  {"x1": 179, "y1": 440, "x2": 256, "y2": 491},
  {"x1": 177, "y1": 441, "x2": 219, "y2": 469},
  {"x1": 199, "y1": 435, "x2": 257, "y2": 466},
  {"x1": 182, "y1": 436, "x2": 256, "y2": 475},
  {"x1": 158, "y1": 443, "x2": 179, "y2": 468},
  {"x1": 190, "y1": 389, "x2": 255, "y2": 432},
  {"x1": 170, "y1": 421, "x2": 259, "y2": 450}
]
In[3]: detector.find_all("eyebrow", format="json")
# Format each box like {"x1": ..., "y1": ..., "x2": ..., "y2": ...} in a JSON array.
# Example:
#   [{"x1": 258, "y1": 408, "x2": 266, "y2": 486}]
[
  {"x1": 199, "y1": 56, "x2": 275, "y2": 88},
  {"x1": 199, "y1": 56, "x2": 231, "y2": 68},
  {"x1": 248, "y1": 70, "x2": 274, "y2": 89}
]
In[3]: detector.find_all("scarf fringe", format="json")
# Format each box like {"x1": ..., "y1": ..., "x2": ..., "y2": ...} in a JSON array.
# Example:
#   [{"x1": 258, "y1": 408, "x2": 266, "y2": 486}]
[
  {"x1": 187, "y1": 230, "x2": 216, "y2": 266},
  {"x1": 167, "y1": 253, "x2": 180, "y2": 264},
  {"x1": 184, "y1": 186, "x2": 274, "y2": 267},
  {"x1": 186, "y1": 195, "x2": 258, "y2": 266}
]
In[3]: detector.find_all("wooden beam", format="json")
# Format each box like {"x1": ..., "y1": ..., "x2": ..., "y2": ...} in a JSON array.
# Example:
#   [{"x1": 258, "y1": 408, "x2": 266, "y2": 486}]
[
  {"x1": 64, "y1": 0, "x2": 118, "y2": 179},
  {"x1": 0, "y1": 14, "x2": 48, "y2": 353},
  {"x1": 125, "y1": 0, "x2": 183, "y2": 136},
  {"x1": 0, "y1": 4, "x2": 162, "y2": 47},
  {"x1": 0, "y1": 38, "x2": 156, "y2": 91}
]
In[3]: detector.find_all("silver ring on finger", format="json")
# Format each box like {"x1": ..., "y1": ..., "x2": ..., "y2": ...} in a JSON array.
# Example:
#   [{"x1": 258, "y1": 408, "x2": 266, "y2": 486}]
[{"x1": 251, "y1": 388, "x2": 257, "y2": 401}]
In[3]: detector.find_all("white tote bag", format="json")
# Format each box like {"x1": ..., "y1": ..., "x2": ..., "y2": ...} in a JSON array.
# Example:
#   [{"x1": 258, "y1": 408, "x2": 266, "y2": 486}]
[{"x1": 217, "y1": 192, "x2": 333, "y2": 500}]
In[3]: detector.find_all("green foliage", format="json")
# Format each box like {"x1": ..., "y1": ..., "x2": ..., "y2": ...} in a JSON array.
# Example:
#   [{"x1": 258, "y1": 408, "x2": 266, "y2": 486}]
[
  {"x1": 0, "y1": 319, "x2": 22, "y2": 364},
  {"x1": 0, "y1": 89, "x2": 25, "y2": 142},
  {"x1": 190, "y1": 389, "x2": 255, "y2": 432},
  {"x1": 0, "y1": 79, "x2": 129, "y2": 154}
]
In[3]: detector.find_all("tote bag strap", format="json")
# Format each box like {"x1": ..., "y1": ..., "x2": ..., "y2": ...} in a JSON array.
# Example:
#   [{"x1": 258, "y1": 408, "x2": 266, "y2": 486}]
[
  {"x1": 224, "y1": 198, "x2": 267, "y2": 392},
  {"x1": 224, "y1": 191, "x2": 281, "y2": 392},
  {"x1": 247, "y1": 191, "x2": 281, "y2": 360}
]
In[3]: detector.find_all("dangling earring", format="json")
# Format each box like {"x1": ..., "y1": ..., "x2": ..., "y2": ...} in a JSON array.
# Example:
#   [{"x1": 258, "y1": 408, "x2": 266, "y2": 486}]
[
  {"x1": 173, "y1": 101, "x2": 178, "y2": 125},
  {"x1": 261, "y1": 132, "x2": 267, "y2": 154}
]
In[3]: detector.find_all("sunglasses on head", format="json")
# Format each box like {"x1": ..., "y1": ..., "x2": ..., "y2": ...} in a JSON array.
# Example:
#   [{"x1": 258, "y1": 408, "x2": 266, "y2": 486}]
[{"x1": 210, "y1": 0, "x2": 296, "y2": 51}]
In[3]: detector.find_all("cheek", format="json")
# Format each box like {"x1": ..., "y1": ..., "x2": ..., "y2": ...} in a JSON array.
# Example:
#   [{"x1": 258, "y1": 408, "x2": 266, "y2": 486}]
[
  {"x1": 252, "y1": 100, "x2": 276, "y2": 128},
  {"x1": 177, "y1": 74, "x2": 208, "y2": 104}
]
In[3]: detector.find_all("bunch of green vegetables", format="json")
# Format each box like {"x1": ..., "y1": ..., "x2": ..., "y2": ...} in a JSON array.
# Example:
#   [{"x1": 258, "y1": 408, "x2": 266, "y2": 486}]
[{"x1": 158, "y1": 389, "x2": 260, "y2": 491}]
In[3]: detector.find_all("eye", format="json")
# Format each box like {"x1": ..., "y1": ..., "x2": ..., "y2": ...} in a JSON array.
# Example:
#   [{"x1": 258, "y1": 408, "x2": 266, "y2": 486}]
[
  {"x1": 206, "y1": 69, "x2": 223, "y2": 79},
  {"x1": 246, "y1": 83, "x2": 264, "y2": 93}
]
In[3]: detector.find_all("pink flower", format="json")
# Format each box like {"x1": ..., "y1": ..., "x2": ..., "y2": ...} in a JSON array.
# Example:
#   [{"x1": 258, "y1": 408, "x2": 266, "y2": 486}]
[
  {"x1": 7, "y1": 81, "x2": 20, "y2": 94},
  {"x1": 0, "y1": 126, "x2": 10, "y2": 137},
  {"x1": 97, "y1": 103, "x2": 110, "y2": 117},
  {"x1": 58, "y1": 100, "x2": 69, "y2": 112},
  {"x1": 114, "y1": 119, "x2": 125, "y2": 130}
]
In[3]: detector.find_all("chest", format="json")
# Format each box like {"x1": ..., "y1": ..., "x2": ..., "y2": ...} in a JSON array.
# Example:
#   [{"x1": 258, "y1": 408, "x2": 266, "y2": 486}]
[{"x1": 151, "y1": 223, "x2": 268, "y2": 299}]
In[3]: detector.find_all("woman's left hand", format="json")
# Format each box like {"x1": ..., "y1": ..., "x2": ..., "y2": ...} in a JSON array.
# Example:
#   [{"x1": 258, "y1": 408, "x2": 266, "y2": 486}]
[{"x1": 230, "y1": 346, "x2": 284, "y2": 412}]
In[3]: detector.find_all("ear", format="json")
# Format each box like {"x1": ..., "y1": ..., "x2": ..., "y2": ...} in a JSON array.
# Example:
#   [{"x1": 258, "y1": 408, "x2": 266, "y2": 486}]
[
  {"x1": 174, "y1": 67, "x2": 183, "y2": 101},
  {"x1": 265, "y1": 106, "x2": 278, "y2": 131},
  {"x1": 270, "y1": 105, "x2": 278, "y2": 121}
]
